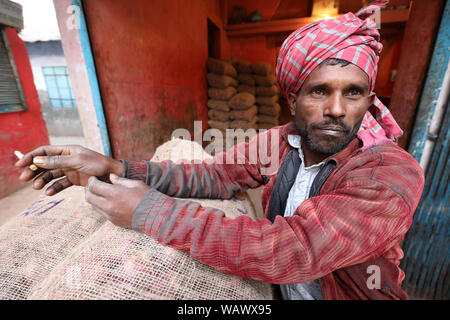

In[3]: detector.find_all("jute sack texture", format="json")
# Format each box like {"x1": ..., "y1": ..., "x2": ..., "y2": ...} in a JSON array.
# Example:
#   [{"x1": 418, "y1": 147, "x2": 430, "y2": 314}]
[
  {"x1": 229, "y1": 105, "x2": 258, "y2": 121},
  {"x1": 259, "y1": 103, "x2": 281, "y2": 117},
  {"x1": 208, "y1": 109, "x2": 229, "y2": 122},
  {"x1": 207, "y1": 100, "x2": 230, "y2": 112},
  {"x1": 206, "y1": 73, "x2": 238, "y2": 89},
  {"x1": 233, "y1": 60, "x2": 252, "y2": 74},
  {"x1": 0, "y1": 139, "x2": 272, "y2": 300},
  {"x1": 237, "y1": 84, "x2": 256, "y2": 96},
  {"x1": 208, "y1": 87, "x2": 236, "y2": 101},
  {"x1": 228, "y1": 92, "x2": 256, "y2": 110},
  {"x1": 207, "y1": 58, "x2": 237, "y2": 78},
  {"x1": 251, "y1": 62, "x2": 272, "y2": 76}
]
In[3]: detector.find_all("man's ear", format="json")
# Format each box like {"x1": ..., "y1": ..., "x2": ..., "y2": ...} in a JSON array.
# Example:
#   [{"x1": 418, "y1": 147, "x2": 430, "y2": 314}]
[
  {"x1": 287, "y1": 92, "x2": 297, "y2": 116},
  {"x1": 368, "y1": 92, "x2": 376, "y2": 106}
]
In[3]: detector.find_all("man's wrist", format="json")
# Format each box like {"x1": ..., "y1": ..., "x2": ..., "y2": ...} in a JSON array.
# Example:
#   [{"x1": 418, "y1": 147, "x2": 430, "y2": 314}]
[{"x1": 109, "y1": 159, "x2": 124, "y2": 177}]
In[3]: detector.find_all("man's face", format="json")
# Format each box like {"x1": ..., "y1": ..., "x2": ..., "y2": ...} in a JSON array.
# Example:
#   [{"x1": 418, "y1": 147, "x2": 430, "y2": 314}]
[{"x1": 287, "y1": 62, "x2": 375, "y2": 156}]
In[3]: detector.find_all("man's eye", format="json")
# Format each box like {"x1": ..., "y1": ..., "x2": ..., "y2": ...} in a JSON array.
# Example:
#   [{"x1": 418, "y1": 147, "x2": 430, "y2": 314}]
[
  {"x1": 312, "y1": 88, "x2": 325, "y2": 95},
  {"x1": 346, "y1": 89, "x2": 362, "y2": 96}
]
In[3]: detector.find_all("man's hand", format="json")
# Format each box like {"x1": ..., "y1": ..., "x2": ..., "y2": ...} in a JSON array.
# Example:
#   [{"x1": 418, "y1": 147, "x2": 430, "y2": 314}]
[
  {"x1": 85, "y1": 174, "x2": 150, "y2": 228},
  {"x1": 15, "y1": 145, "x2": 123, "y2": 196}
]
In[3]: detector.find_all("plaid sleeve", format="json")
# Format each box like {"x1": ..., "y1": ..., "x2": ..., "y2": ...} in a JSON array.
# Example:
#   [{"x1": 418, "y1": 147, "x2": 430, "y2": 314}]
[
  {"x1": 131, "y1": 175, "x2": 420, "y2": 284},
  {"x1": 121, "y1": 160, "x2": 147, "y2": 181}
]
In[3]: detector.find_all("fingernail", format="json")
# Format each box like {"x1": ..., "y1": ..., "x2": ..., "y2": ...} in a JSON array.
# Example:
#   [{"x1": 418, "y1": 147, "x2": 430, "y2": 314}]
[{"x1": 33, "y1": 157, "x2": 45, "y2": 165}]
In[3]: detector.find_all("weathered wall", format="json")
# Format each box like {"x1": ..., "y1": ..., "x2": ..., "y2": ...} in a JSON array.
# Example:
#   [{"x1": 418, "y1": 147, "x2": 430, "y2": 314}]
[
  {"x1": 0, "y1": 28, "x2": 49, "y2": 198},
  {"x1": 83, "y1": 0, "x2": 229, "y2": 161}
]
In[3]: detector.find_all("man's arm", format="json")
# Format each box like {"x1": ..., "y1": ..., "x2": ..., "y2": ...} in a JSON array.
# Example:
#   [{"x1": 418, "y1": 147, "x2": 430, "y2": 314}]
[{"x1": 131, "y1": 158, "x2": 424, "y2": 284}]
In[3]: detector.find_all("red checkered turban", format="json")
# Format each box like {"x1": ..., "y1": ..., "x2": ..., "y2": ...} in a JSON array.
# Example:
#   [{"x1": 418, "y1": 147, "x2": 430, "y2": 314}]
[{"x1": 276, "y1": 1, "x2": 403, "y2": 148}]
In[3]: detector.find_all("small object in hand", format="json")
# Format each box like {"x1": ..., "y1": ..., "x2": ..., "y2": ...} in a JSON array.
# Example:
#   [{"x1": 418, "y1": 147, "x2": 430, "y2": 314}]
[{"x1": 14, "y1": 150, "x2": 38, "y2": 171}]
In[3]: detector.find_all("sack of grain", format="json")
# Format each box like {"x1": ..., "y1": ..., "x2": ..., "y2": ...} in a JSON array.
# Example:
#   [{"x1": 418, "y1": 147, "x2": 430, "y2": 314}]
[
  {"x1": 237, "y1": 84, "x2": 256, "y2": 95},
  {"x1": 207, "y1": 58, "x2": 237, "y2": 78},
  {"x1": 256, "y1": 95, "x2": 278, "y2": 106},
  {"x1": 256, "y1": 85, "x2": 279, "y2": 97},
  {"x1": 0, "y1": 139, "x2": 272, "y2": 300},
  {"x1": 230, "y1": 105, "x2": 258, "y2": 121},
  {"x1": 208, "y1": 87, "x2": 236, "y2": 101},
  {"x1": 253, "y1": 74, "x2": 276, "y2": 86},
  {"x1": 208, "y1": 109, "x2": 229, "y2": 122},
  {"x1": 258, "y1": 115, "x2": 279, "y2": 126},
  {"x1": 233, "y1": 60, "x2": 253, "y2": 73},
  {"x1": 259, "y1": 103, "x2": 281, "y2": 117},
  {"x1": 207, "y1": 99, "x2": 230, "y2": 112},
  {"x1": 231, "y1": 118, "x2": 258, "y2": 130},
  {"x1": 237, "y1": 73, "x2": 255, "y2": 86},
  {"x1": 257, "y1": 122, "x2": 276, "y2": 130},
  {"x1": 206, "y1": 73, "x2": 238, "y2": 89},
  {"x1": 208, "y1": 119, "x2": 230, "y2": 131},
  {"x1": 251, "y1": 62, "x2": 272, "y2": 76},
  {"x1": 228, "y1": 92, "x2": 256, "y2": 110}
]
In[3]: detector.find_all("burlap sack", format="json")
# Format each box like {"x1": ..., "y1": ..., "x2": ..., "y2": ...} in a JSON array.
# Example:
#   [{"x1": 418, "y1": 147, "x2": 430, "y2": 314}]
[
  {"x1": 257, "y1": 115, "x2": 279, "y2": 126},
  {"x1": 253, "y1": 74, "x2": 276, "y2": 86},
  {"x1": 206, "y1": 73, "x2": 238, "y2": 89},
  {"x1": 251, "y1": 62, "x2": 272, "y2": 76},
  {"x1": 230, "y1": 119, "x2": 258, "y2": 130},
  {"x1": 257, "y1": 122, "x2": 276, "y2": 130},
  {"x1": 208, "y1": 119, "x2": 230, "y2": 131},
  {"x1": 207, "y1": 58, "x2": 237, "y2": 78},
  {"x1": 228, "y1": 92, "x2": 256, "y2": 110},
  {"x1": 233, "y1": 60, "x2": 252, "y2": 73},
  {"x1": 237, "y1": 73, "x2": 255, "y2": 86},
  {"x1": 208, "y1": 109, "x2": 229, "y2": 122},
  {"x1": 208, "y1": 87, "x2": 236, "y2": 101},
  {"x1": 237, "y1": 84, "x2": 256, "y2": 95},
  {"x1": 0, "y1": 139, "x2": 272, "y2": 300},
  {"x1": 259, "y1": 103, "x2": 281, "y2": 117},
  {"x1": 207, "y1": 99, "x2": 230, "y2": 112},
  {"x1": 256, "y1": 95, "x2": 278, "y2": 106},
  {"x1": 230, "y1": 105, "x2": 258, "y2": 121},
  {"x1": 256, "y1": 85, "x2": 279, "y2": 97}
]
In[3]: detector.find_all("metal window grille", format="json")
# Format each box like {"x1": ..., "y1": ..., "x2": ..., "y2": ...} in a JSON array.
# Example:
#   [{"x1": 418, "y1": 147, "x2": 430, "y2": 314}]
[
  {"x1": 0, "y1": 28, "x2": 27, "y2": 113},
  {"x1": 42, "y1": 66, "x2": 76, "y2": 108}
]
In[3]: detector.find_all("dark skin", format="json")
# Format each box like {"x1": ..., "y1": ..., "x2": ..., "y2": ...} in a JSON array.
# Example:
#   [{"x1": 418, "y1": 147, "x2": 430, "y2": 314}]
[
  {"x1": 287, "y1": 62, "x2": 375, "y2": 167},
  {"x1": 15, "y1": 62, "x2": 374, "y2": 229}
]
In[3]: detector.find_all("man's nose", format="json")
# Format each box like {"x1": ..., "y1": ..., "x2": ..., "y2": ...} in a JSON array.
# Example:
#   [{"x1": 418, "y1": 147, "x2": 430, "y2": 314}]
[{"x1": 324, "y1": 92, "x2": 346, "y2": 119}]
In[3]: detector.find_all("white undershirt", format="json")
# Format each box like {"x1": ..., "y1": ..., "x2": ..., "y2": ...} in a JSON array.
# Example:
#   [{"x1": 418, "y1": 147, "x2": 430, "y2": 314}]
[{"x1": 280, "y1": 135, "x2": 325, "y2": 300}]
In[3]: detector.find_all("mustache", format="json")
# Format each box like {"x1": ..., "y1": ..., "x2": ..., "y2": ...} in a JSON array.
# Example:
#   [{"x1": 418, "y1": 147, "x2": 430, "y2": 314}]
[{"x1": 309, "y1": 120, "x2": 351, "y2": 133}]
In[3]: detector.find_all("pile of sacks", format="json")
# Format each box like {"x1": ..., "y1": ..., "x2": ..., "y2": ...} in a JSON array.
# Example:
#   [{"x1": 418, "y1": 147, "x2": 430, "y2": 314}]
[
  {"x1": 252, "y1": 62, "x2": 280, "y2": 130},
  {"x1": 206, "y1": 58, "x2": 238, "y2": 134}
]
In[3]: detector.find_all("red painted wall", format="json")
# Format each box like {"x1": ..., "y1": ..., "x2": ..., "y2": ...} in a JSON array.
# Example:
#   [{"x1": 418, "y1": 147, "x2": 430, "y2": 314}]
[
  {"x1": 0, "y1": 28, "x2": 49, "y2": 198},
  {"x1": 83, "y1": 0, "x2": 229, "y2": 161}
]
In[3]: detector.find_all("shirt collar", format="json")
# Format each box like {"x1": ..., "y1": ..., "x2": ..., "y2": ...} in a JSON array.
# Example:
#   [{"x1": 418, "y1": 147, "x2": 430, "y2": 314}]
[{"x1": 287, "y1": 134, "x2": 325, "y2": 169}]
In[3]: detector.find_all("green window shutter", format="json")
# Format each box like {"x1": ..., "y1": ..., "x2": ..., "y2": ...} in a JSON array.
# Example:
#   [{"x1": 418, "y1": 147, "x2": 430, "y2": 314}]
[{"x1": 0, "y1": 28, "x2": 27, "y2": 113}]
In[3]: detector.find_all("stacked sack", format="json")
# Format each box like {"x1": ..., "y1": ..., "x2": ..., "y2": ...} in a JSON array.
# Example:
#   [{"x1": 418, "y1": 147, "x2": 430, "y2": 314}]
[
  {"x1": 252, "y1": 62, "x2": 280, "y2": 130},
  {"x1": 231, "y1": 60, "x2": 258, "y2": 131},
  {"x1": 206, "y1": 58, "x2": 238, "y2": 134}
]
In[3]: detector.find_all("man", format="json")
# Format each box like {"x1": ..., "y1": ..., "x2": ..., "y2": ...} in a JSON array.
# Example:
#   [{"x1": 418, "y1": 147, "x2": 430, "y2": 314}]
[{"x1": 15, "y1": 2, "x2": 424, "y2": 299}]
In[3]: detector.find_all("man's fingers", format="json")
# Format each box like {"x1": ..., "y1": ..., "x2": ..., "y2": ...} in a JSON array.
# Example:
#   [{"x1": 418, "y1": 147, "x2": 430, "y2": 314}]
[
  {"x1": 32, "y1": 169, "x2": 65, "y2": 190},
  {"x1": 14, "y1": 145, "x2": 69, "y2": 168},
  {"x1": 109, "y1": 173, "x2": 144, "y2": 188},
  {"x1": 45, "y1": 177, "x2": 73, "y2": 196},
  {"x1": 87, "y1": 176, "x2": 118, "y2": 198},
  {"x1": 18, "y1": 166, "x2": 45, "y2": 182},
  {"x1": 85, "y1": 185, "x2": 110, "y2": 212}
]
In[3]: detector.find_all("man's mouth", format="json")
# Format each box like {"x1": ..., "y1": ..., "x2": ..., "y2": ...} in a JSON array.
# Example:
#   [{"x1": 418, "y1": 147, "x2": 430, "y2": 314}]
[{"x1": 315, "y1": 125, "x2": 346, "y2": 136}]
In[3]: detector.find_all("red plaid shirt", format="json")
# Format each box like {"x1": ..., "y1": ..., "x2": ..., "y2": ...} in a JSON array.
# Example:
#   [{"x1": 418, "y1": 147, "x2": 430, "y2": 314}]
[{"x1": 124, "y1": 123, "x2": 424, "y2": 299}]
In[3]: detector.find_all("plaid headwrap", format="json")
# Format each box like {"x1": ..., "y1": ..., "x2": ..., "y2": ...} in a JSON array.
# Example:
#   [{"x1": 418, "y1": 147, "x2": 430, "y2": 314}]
[{"x1": 276, "y1": 1, "x2": 403, "y2": 149}]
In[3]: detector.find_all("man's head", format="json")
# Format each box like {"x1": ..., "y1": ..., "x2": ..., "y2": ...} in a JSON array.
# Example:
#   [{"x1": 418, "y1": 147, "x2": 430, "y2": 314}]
[{"x1": 287, "y1": 58, "x2": 375, "y2": 156}]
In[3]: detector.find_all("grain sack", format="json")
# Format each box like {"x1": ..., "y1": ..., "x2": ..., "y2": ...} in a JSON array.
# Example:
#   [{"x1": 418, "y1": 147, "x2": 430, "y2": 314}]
[
  {"x1": 251, "y1": 62, "x2": 272, "y2": 76},
  {"x1": 258, "y1": 122, "x2": 276, "y2": 130},
  {"x1": 233, "y1": 60, "x2": 252, "y2": 73},
  {"x1": 208, "y1": 109, "x2": 229, "y2": 122},
  {"x1": 228, "y1": 92, "x2": 256, "y2": 110},
  {"x1": 258, "y1": 115, "x2": 279, "y2": 126},
  {"x1": 208, "y1": 87, "x2": 236, "y2": 101},
  {"x1": 0, "y1": 139, "x2": 272, "y2": 300},
  {"x1": 208, "y1": 119, "x2": 230, "y2": 131},
  {"x1": 237, "y1": 73, "x2": 255, "y2": 86},
  {"x1": 231, "y1": 119, "x2": 258, "y2": 130},
  {"x1": 256, "y1": 95, "x2": 278, "y2": 106},
  {"x1": 237, "y1": 84, "x2": 256, "y2": 95},
  {"x1": 207, "y1": 99, "x2": 230, "y2": 112},
  {"x1": 259, "y1": 103, "x2": 281, "y2": 117},
  {"x1": 206, "y1": 73, "x2": 238, "y2": 89},
  {"x1": 256, "y1": 85, "x2": 279, "y2": 97},
  {"x1": 253, "y1": 74, "x2": 276, "y2": 86},
  {"x1": 207, "y1": 58, "x2": 237, "y2": 78},
  {"x1": 230, "y1": 105, "x2": 258, "y2": 121}
]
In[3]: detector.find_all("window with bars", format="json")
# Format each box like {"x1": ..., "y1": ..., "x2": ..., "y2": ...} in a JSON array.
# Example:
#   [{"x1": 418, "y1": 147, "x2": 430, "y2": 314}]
[
  {"x1": 42, "y1": 66, "x2": 76, "y2": 107},
  {"x1": 0, "y1": 28, "x2": 27, "y2": 113}
]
